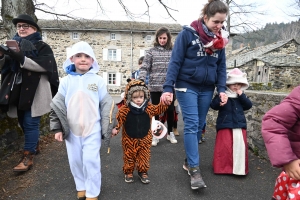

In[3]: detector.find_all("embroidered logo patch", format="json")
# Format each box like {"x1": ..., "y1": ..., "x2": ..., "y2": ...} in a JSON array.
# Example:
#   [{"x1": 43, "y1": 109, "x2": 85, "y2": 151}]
[{"x1": 87, "y1": 83, "x2": 98, "y2": 91}]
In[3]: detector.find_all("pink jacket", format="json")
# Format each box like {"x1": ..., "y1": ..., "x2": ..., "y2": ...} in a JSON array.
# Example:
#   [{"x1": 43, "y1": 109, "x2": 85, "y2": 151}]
[{"x1": 261, "y1": 86, "x2": 300, "y2": 168}]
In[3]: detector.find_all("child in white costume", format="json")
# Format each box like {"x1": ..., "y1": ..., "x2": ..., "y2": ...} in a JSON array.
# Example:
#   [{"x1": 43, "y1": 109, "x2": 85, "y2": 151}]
[{"x1": 50, "y1": 41, "x2": 112, "y2": 200}]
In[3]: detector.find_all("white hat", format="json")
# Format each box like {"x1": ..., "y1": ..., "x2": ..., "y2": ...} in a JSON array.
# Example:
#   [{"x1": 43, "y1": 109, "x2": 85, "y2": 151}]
[
  {"x1": 63, "y1": 41, "x2": 99, "y2": 73},
  {"x1": 226, "y1": 68, "x2": 249, "y2": 90}
]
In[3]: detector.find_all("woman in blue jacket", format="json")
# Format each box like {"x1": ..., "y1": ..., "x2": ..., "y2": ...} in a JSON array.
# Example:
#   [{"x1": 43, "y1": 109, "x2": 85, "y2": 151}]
[{"x1": 161, "y1": 0, "x2": 229, "y2": 190}]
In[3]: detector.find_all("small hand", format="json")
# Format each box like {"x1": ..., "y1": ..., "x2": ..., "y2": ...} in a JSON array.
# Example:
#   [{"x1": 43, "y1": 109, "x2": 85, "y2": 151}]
[
  {"x1": 237, "y1": 90, "x2": 243, "y2": 96},
  {"x1": 284, "y1": 159, "x2": 300, "y2": 180},
  {"x1": 54, "y1": 132, "x2": 63, "y2": 142},
  {"x1": 112, "y1": 128, "x2": 118, "y2": 137},
  {"x1": 219, "y1": 92, "x2": 228, "y2": 106}
]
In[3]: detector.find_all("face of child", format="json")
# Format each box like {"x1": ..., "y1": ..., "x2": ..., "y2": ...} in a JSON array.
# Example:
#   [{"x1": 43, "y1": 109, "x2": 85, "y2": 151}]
[
  {"x1": 158, "y1": 33, "x2": 168, "y2": 47},
  {"x1": 71, "y1": 53, "x2": 94, "y2": 74},
  {"x1": 204, "y1": 13, "x2": 227, "y2": 34},
  {"x1": 132, "y1": 91, "x2": 145, "y2": 106},
  {"x1": 228, "y1": 83, "x2": 242, "y2": 93}
]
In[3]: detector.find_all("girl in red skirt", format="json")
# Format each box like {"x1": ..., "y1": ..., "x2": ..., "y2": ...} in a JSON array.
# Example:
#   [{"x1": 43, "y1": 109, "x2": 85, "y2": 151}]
[{"x1": 210, "y1": 68, "x2": 252, "y2": 175}]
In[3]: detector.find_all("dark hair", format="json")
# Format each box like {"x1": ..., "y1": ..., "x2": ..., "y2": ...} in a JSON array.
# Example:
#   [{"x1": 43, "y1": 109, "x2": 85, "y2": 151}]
[
  {"x1": 201, "y1": 0, "x2": 229, "y2": 19},
  {"x1": 153, "y1": 27, "x2": 173, "y2": 50},
  {"x1": 138, "y1": 56, "x2": 144, "y2": 65}
]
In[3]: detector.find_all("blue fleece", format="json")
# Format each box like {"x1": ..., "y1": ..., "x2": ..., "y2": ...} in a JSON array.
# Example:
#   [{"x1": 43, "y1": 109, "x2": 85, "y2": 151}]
[{"x1": 163, "y1": 26, "x2": 227, "y2": 94}]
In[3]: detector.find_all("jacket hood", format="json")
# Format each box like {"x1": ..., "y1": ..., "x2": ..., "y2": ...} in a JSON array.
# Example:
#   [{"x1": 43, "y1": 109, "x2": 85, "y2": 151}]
[
  {"x1": 124, "y1": 79, "x2": 150, "y2": 106},
  {"x1": 63, "y1": 41, "x2": 99, "y2": 73},
  {"x1": 183, "y1": 25, "x2": 198, "y2": 35}
]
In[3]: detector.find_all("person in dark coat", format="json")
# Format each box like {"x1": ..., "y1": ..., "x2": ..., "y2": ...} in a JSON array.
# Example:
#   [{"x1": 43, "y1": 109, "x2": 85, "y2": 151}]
[
  {"x1": 0, "y1": 14, "x2": 59, "y2": 172},
  {"x1": 210, "y1": 68, "x2": 252, "y2": 175}
]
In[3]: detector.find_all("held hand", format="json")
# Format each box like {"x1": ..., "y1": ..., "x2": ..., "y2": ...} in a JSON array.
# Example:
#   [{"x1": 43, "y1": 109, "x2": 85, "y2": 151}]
[
  {"x1": 112, "y1": 128, "x2": 118, "y2": 137},
  {"x1": 160, "y1": 92, "x2": 173, "y2": 105},
  {"x1": 219, "y1": 92, "x2": 228, "y2": 106},
  {"x1": 283, "y1": 159, "x2": 300, "y2": 180},
  {"x1": 54, "y1": 132, "x2": 63, "y2": 142}
]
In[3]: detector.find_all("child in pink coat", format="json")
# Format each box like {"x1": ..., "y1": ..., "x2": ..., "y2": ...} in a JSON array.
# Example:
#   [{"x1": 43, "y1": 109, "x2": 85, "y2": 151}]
[{"x1": 262, "y1": 86, "x2": 300, "y2": 200}]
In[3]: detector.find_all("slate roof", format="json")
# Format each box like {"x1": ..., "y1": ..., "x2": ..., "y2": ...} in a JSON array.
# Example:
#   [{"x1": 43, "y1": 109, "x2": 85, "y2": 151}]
[
  {"x1": 226, "y1": 38, "x2": 299, "y2": 68},
  {"x1": 37, "y1": 19, "x2": 183, "y2": 33},
  {"x1": 255, "y1": 54, "x2": 300, "y2": 67}
]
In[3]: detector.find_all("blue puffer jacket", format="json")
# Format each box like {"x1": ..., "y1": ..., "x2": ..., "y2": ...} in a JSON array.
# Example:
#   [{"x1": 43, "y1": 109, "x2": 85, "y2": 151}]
[{"x1": 210, "y1": 93, "x2": 252, "y2": 131}]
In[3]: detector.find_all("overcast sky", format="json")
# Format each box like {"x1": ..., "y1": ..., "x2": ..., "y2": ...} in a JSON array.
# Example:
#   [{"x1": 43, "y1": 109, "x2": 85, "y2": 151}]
[{"x1": 36, "y1": 0, "x2": 297, "y2": 29}]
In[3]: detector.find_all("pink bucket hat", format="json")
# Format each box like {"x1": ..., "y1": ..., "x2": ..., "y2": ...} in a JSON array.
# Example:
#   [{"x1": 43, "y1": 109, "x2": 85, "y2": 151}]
[{"x1": 226, "y1": 68, "x2": 249, "y2": 90}]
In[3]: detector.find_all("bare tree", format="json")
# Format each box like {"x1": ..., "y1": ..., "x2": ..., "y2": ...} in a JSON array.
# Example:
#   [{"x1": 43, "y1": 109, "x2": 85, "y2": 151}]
[
  {"x1": 225, "y1": 0, "x2": 266, "y2": 33},
  {"x1": 1, "y1": 0, "x2": 36, "y2": 38},
  {"x1": 280, "y1": 21, "x2": 300, "y2": 40}
]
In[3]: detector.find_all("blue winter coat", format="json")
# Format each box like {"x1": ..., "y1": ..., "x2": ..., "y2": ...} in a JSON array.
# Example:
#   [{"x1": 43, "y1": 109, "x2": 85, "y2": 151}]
[{"x1": 210, "y1": 93, "x2": 252, "y2": 131}]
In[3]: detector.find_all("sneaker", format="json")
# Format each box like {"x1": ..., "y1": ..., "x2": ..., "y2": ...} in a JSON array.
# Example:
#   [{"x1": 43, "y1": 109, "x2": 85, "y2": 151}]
[
  {"x1": 138, "y1": 172, "x2": 150, "y2": 184},
  {"x1": 167, "y1": 132, "x2": 178, "y2": 144},
  {"x1": 125, "y1": 173, "x2": 134, "y2": 183},
  {"x1": 188, "y1": 167, "x2": 207, "y2": 189},
  {"x1": 173, "y1": 128, "x2": 179, "y2": 136},
  {"x1": 198, "y1": 140, "x2": 202, "y2": 144},
  {"x1": 183, "y1": 158, "x2": 189, "y2": 171},
  {"x1": 152, "y1": 137, "x2": 159, "y2": 146}
]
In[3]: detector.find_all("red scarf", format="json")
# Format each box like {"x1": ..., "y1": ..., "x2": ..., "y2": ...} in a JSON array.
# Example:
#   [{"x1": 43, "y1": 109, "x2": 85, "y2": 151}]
[{"x1": 190, "y1": 19, "x2": 228, "y2": 55}]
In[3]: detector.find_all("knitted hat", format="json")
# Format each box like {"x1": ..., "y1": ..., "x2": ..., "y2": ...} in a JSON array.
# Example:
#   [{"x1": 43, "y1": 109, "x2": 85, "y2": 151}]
[
  {"x1": 12, "y1": 14, "x2": 40, "y2": 31},
  {"x1": 226, "y1": 68, "x2": 249, "y2": 90},
  {"x1": 124, "y1": 79, "x2": 150, "y2": 106}
]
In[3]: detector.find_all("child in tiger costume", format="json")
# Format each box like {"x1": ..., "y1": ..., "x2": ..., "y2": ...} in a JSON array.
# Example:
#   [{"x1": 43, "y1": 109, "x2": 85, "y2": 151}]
[{"x1": 112, "y1": 79, "x2": 170, "y2": 184}]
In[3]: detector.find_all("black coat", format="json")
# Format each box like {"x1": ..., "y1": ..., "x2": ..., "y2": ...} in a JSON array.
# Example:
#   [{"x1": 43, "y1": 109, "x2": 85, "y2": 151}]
[{"x1": 210, "y1": 93, "x2": 252, "y2": 131}]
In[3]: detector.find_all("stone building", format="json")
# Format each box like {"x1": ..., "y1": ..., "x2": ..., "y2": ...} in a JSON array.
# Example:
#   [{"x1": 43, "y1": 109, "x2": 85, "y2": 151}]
[
  {"x1": 226, "y1": 38, "x2": 300, "y2": 89},
  {"x1": 36, "y1": 19, "x2": 182, "y2": 94}
]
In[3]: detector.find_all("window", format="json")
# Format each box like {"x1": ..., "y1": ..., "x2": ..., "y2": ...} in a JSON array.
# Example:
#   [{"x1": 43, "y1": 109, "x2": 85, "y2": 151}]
[
  {"x1": 72, "y1": 32, "x2": 79, "y2": 39},
  {"x1": 108, "y1": 73, "x2": 116, "y2": 85},
  {"x1": 102, "y1": 72, "x2": 121, "y2": 86},
  {"x1": 110, "y1": 33, "x2": 116, "y2": 40},
  {"x1": 103, "y1": 48, "x2": 122, "y2": 61},
  {"x1": 108, "y1": 49, "x2": 117, "y2": 61},
  {"x1": 146, "y1": 35, "x2": 152, "y2": 41}
]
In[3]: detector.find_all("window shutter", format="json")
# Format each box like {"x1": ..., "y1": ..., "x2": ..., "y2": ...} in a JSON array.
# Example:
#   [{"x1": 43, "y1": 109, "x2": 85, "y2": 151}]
[
  {"x1": 103, "y1": 48, "x2": 108, "y2": 61},
  {"x1": 116, "y1": 73, "x2": 121, "y2": 86},
  {"x1": 102, "y1": 72, "x2": 108, "y2": 85},
  {"x1": 140, "y1": 50, "x2": 145, "y2": 57},
  {"x1": 116, "y1": 49, "x2": 122, "y2": 61}
]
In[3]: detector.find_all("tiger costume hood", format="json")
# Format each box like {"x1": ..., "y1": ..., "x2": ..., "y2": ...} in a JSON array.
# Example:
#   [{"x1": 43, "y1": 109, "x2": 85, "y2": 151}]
[{"x1": 124, "y1": 79, "x2": 150, "y2": 106}]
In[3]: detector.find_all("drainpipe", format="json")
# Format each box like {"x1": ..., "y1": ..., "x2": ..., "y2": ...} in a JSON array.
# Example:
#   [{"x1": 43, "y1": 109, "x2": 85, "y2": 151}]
[{"x1": 131, "y1": 31, "x2": 133, "y2": 74}]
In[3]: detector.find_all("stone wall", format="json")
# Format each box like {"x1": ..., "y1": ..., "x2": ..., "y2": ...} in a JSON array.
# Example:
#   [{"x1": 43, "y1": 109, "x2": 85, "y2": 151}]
[
  {"x1": 42, "y1": 29, "x2": 178, "y2": 93},
  {"x1": 206, "y1": 90, "x2": 287, "y2": 160}
]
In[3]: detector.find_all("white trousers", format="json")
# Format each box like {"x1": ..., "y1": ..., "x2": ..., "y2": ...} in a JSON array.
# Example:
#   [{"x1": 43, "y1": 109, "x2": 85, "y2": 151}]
[{"x1": 65, "y1": 132, "x2": 101, "y2": 198}]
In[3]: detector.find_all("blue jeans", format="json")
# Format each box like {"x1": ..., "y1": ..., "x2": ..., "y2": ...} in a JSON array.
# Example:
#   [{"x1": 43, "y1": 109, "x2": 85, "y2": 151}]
[
  {"x1": 17, "y1": 110, "x2": 41, "y2": 153},
  {"x1": 176, "y1": 89, "x2": 214, "y2": 168}
]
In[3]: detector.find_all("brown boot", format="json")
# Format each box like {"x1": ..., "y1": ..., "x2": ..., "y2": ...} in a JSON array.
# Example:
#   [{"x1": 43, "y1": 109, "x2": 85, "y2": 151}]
[
  {"x1": 35, "y1": 140, "x2": 40, "y2": 155},
  {"x1": 173, "y1": 128, "x2": 179, "y2": 136},
  {"x1": 13, "y1": 151, "x2": 34, "y2": 172},
  {"x1": 77, "y1": 190, "x2": 86, "y2": 200}
]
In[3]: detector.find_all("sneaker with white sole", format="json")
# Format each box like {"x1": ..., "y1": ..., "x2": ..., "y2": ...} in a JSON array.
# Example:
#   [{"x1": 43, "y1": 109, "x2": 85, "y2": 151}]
[
  {"x1": 167, "y1": 132, "x2": 177, "y2": 143},
  {"x1": 152, "y1": 137, "x2": 159, "y2": 146},
  {"x1": 188, "y1": 167, "x2": 207, "y2": 189}
]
